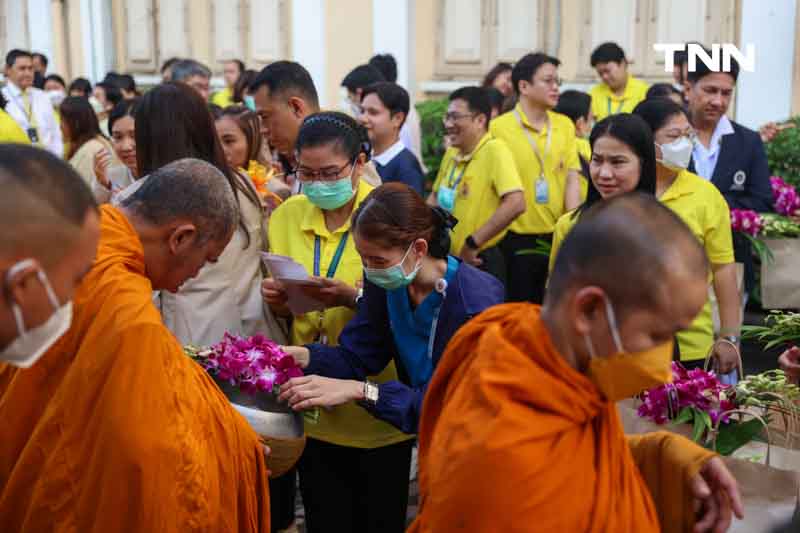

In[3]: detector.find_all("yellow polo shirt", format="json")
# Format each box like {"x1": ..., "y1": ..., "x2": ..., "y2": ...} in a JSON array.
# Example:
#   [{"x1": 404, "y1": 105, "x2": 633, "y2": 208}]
[
  {"x1": 490, "y1": 105, "x2": 581, "y2": 236},
  {"x1": 211, "y1": 87, "x2": 234, "y2": 108},
  {"x1": 661, "y1": 169, "x2": 735, "y2": 361},
  {"x1": 0, "y1": 109, "x2": 30, "y2": 144},
  {"x1": 268, "y1": 180, "x2": 412, "y2": 448},
  {"x1": 548, "y1": 209, "x2": 580, "y2": 272},
  {"x1": 576, "y1": 137, "x2": 591, "y2": 200},
  {"x1": 590, "y1": 75, "x2": 649, "y2": 121},
  {"x1": 431, "y1": 132, "x2": 523, "y2": 254}
]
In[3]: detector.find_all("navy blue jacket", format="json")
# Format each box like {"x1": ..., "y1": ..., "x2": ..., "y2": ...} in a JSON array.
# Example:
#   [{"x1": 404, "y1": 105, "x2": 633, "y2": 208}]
[
  {"x1": 374, "y1": 147, "x2": 425, "y2": 196},
  {"x1": 305, "y1": 260, "x2": 504, "y2": 434},
  {"x1": 688, "y1": 119, "x2": 773, "y2": 212}
]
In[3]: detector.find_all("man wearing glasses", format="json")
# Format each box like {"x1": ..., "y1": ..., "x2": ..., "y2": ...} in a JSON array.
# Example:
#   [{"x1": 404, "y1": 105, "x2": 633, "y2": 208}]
[
  {"x1": 490, "y1": 53, "x2": 582, "y2": 304},
  {"x1": 428, "y1": 86, "x2": 525, "y2": 285}
]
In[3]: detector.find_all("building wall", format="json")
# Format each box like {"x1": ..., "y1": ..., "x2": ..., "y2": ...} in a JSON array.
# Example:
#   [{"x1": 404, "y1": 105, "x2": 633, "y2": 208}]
[{"x1": 1, "y1": 0, "x2": 797, "y2": 128}]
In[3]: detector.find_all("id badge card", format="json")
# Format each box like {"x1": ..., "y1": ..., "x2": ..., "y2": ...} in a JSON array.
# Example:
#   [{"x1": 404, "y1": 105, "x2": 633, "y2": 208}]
[
  {"x1": 437, "y1": 186, "x2": 456, "y2": 212},
  {"x1": 534, "y1": 177, "x2": 549, "y2": 204},
  {"x1": 26, "y1": 127, "x2": 39, "y2": 143}
]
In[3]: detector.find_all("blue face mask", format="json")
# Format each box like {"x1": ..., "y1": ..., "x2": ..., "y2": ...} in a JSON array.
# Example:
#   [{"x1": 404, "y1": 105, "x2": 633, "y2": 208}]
[
  {"x1": 243, "y1": 95, "x2": 256, "y2": 111},
  {"x1": 364, "y1": 243, "x2": 422, "y2": 290},
  {"x1": 303, "y1": 164, "x2": 356, "y2": 210}
]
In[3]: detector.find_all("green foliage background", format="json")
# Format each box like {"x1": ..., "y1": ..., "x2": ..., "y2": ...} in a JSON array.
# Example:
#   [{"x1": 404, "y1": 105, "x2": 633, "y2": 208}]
[
  {"x1": 416, "y1": 98, "x2": 449, "y2": 189},
  {"x1": 766, "y1": 117, "x2": 800, "y2": 186}
]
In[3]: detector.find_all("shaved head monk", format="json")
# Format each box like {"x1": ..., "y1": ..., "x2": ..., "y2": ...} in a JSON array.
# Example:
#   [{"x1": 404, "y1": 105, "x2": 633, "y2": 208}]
[
  {"x1": 0, "y1": 158, "x2": 271, "y2": 532},
  {"x1": 410, "y1": 193, "x2": 744, "y2": 533},
  {"x1": 0, "y1": 145, "x2": 99, "y2": 368}
]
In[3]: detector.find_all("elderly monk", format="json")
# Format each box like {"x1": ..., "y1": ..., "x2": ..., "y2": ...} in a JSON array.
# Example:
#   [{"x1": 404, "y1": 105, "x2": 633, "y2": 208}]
[
  {"x1": 0, "y1": 158, "x2": 271, "y2": 532},
  {"x1": 0, "y1": 145, "x2": 99, "y2": 368},
  {"x1": 410, "y1": 193, "x2": 744, "y2": 533}
]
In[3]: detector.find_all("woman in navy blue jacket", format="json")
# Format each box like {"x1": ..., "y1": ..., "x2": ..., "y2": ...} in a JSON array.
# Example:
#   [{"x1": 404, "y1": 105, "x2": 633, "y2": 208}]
[{"x1": 279, "y1": 183, "x2": 504, "y2": 434}]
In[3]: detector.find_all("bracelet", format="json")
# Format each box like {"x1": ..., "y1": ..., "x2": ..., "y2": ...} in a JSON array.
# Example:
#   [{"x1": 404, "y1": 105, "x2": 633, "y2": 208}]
[{"x1": 465, "y1": 235, "x2": 480, "y2": 250}]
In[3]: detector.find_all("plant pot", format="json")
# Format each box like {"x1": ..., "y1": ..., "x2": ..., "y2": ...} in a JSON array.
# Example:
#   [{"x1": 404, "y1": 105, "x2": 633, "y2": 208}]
[
  {"x1": 760, "y1": 238, "x2": 800, "y2": 309},
  {"x1": 216, "y1": 379, "x2": 305, "y2": 478}
]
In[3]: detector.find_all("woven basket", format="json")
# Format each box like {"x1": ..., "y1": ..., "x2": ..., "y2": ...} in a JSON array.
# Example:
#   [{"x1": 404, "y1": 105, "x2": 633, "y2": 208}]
[{"x1": 218, "y1": 380, "x2": 306, "y2": 478}]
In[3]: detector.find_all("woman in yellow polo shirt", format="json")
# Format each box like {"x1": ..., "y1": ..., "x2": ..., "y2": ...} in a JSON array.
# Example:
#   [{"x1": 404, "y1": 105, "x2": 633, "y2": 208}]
[
  {"x1": 0, "y1": 93, "x2": 30, "y2": 144},
  {"x1": 633, "y1": 98, "x2": 740, "y2": 376},
  {"x1": 549, "y1": 110, "x2": 740, "y2": 375},
  {"x1": 263, "y1": 112, "x2": 413, "y2": 533}
]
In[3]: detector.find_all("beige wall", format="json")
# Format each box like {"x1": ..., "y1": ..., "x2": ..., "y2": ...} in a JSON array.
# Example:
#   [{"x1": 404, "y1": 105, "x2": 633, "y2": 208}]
[
  {"x1": 413, "y1": 0, "x2": 437, "y2": 99},
  {"x1": 325, "y1": 0, "x2": 373, "y2": 109}
]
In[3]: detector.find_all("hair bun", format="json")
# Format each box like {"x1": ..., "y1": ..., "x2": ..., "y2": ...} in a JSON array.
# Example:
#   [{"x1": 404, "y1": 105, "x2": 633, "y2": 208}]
[
  {"x1": 428, "y1": 206, "x2": 458, "y2": 258},
  {"x1": 431, "y1": 206, "x2": 458, "y2": 230}
]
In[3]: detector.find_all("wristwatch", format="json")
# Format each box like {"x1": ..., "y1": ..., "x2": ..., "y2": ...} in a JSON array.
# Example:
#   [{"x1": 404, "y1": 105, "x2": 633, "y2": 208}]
[
  {"x1": 721, "y1": 335, "x2": 740, "y2": 345},
  {"x1": 465, "y1": 235, "x2": 480, "y2": 250},
  {"x1": 363, "y1": 381, "x2": 380, "y2": 405}
]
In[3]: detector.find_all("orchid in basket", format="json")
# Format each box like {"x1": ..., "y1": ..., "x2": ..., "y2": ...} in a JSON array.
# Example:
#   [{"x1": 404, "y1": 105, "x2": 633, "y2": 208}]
[
  {"x1": 185, "y1": 333, "x2": 303, "y2": 395},
  {"x1": 637, "y1": 362, "x2": 764, "y2": 455},
  {"x1": 730, "y1": 208, "x2": 774, "y2": 264},
  {"x1": 770, "y1": 176, "x2": 800, "y2": 217}
]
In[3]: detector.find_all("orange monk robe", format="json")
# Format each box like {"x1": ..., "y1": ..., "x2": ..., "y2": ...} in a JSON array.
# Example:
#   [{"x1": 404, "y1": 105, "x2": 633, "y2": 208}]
[
  {"x1": 0, "y1": 205, "x2": 270, "y2": 532},
  {"x1": 410, "y1": 303, "x2": 716, "y2": 533}
]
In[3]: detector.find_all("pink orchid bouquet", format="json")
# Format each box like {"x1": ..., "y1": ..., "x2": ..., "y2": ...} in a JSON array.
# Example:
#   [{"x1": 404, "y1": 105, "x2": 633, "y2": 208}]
[
  {"x1": 636, "y1": 362, "x2": 763, "y2": 455},
  {"x1": 770, "y1": 176, "x2": 800, "y2": 217},
  {"x1": 185, "y1": 333, "x2": 303, "y2": 395},
  {"x1": 730, "y1": 209, "x2": 764, "y2": 237}
]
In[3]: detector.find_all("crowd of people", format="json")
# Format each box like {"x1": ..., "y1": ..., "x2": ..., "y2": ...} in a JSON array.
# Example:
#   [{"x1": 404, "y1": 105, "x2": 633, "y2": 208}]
[{"x1": 1, "y1": 40, "x2": 797, "y2": 532}]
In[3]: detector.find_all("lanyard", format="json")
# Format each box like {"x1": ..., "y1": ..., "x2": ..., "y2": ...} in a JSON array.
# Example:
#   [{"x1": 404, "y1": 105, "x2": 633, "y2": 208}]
[
  {"x1": 606, "y1": 97, "x2": 625, "y2": 116},
  {"x1": 514, "y1": 110, "x2": 552, "y2": 178},
  {"x1": 446, "y1": 160, "x2": 468, "y2": 189},
  {"x1": 313, "y1": 232, "x2": 349, "y2": 278},
  {"x1": 8, "y1": 90, "x2": 33, "y2": 127}
]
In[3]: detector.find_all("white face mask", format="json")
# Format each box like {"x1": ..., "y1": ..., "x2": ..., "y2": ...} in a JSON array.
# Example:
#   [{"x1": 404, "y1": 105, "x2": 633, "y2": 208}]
[
  {"x1": 657, "y1": 136, "x2": 694, "y2": 170},
  {"x1": 1, "y1": 259, "x2": 73, "y2": 368},
  {"x1": 46, "y1": 89, "x2": 66, "y2": 108}
]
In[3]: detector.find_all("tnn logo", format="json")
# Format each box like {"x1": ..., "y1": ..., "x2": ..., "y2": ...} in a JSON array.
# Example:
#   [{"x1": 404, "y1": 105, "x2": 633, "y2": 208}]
[{"x1": 653, "y1": 43, "x2": 756, "y2": 73}]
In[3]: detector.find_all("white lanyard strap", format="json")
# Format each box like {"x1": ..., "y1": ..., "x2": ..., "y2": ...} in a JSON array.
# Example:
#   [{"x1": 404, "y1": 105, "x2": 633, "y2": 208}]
[{"x1": 514, "y1": 110, "x2": 552, "y2": 177}]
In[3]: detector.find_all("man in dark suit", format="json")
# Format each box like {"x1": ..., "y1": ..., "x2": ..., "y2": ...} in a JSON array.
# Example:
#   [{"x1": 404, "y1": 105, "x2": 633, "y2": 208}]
[{"x1": 686, "y1": 49, "x2": 773, "y2": 300}]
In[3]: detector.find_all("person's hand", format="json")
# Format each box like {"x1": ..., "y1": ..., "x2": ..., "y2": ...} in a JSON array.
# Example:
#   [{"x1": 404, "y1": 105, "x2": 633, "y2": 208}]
[
  {"x1": 759, "y1": 122, "x2": 780, "y2": 143},
  {"x1": 778, "y1": 346, "x2": 800, "y2": 384},
  {"x1": 278, "y1": 345, "x2": 310, "y2": 368},
  {"x1": 458, "y1": 245, "x2": 483, "y2": 267},
  {"x1": 93, "y1": 149, "x2": 113, "y2": 190},
  {"x1": 278, "y1": 376, "x2": 364, "y2": 410},
  {"x1": 711, "y1": 339, "x2": 739, "y2": 374},
  {"x1": 301, "y1": 277, "x2": 358, "y2": 309},
  {"x1": 690, "y1": 456, "x2": 744, "y2": 532},
  {"x1": 261, "y1": 278, "x2": 290, "y2": 316}
]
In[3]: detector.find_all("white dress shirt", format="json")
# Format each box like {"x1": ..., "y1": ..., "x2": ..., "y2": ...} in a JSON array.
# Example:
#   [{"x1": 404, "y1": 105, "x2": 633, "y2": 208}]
[
  {"x1": 692, "y1": 115, "x2": 734, "y2": 181},
  {"x1": 400, "y1": 105, "x2": 427, "y2": 173},
  {"x1": 2, "y1": 81, "x2": 62, "y2": 157},
  {"x1": 373, "y1": 139, "x2": 406, "y2": 166}
]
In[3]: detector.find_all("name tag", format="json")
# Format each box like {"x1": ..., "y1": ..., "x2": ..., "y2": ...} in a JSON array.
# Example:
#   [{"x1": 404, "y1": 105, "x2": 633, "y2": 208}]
[
  {"x1": 438, "y1": 186, "x2": 457, "y2": 212},
  {"x1": 535, "y1": 177, "x2": 549, "y2": 204},
  {"x1": 26, "y1": 127, "x2": 39, "y2": 143}
]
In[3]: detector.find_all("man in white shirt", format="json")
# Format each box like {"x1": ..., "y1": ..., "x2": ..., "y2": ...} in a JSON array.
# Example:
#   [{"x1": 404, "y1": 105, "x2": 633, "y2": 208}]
[{"x1": 2, "y1": 50, "x2": 62, "y2": 156}]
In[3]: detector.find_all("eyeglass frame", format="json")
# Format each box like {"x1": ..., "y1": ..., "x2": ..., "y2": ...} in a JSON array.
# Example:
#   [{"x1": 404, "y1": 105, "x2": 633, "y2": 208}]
[
  {"x1": 292, "y1": 158, "x2": 357, "y2": 182},
  {"x1": 442, "y1": 111, "x2": 478, "y2": 124}
]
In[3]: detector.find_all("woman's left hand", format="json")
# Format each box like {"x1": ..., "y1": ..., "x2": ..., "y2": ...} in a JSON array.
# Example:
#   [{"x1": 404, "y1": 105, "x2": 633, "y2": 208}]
[
  {"x1": 690, "y1": 456, "x2": 744, "y2": 532},
  {"x1": 279, "y1": 376, "x2": 364, "y2": 410},
  {"x1": 711, "y1": 339, "x2": 739, "y2": 374},
  {"x1": 301, "y1": 277, "x2": 358, "y2": 309}
]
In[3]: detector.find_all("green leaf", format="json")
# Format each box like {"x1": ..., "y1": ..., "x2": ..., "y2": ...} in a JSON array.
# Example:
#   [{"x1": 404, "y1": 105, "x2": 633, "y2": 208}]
[
  {"x1": 672, "y1": 406, "x2": 694, "y2": 426},
  {"x1": 691, "y1": 409, "x2": 707, "y2": 443},
  {"x1": 714, "y1": 418, "x2": 768, "y2": 456}
]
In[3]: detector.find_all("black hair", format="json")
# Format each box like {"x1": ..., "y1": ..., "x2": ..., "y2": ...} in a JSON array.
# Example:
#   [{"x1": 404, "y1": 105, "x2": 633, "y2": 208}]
[
  {"x1": 368, "y1": 54, "x2": 397, "y2": 83},
  {"x1": 44, "y1": 74, "x2": 67, "y2": 90},
  {"x1": 632, "y1": 98, "x2": 688, "y2": 135},
  {"x1": 449, "y1": 86, "x2": 492, "y2": 126},
  {"x1": 5, "y1": 49, "x2": 31, "y2": 68},
  {"x1": 250, "y1": 60, "x2": 319, "y2": 109},
  {"x1": 228, "y1": 59, "x2": 246, "y2": 74},
  {"x1": 68, "y1": 78, "x2": 92, "y2": 98},
  {"x1": 96, "y1": 81, "x2": 123, "y2": 107},
  {"x1": 341, "y1": 64, "x2": 386, "y2": 93},
  {"x1": 485, "y1": 87, "x2": 505, "y2": 114},
  {"x1": 116, "y1": 74, "x2": 137, "y2": 94},
  {"x1": 511, "y1": 53, "x2": 561, "y2": 95},
  {"x1": 554, "y1": 90, "x2": 592, "y2": 124},
  {"x1": 646, "y1": 83, "x2": 682, "y2": 101},
  {"x1": 590, "y1": 42, "x2": 627, "y2": 66},
  {"x1": 59, "y1": 96, "x2": 106, "y2": 160},
  {"x1": 32, "y1": 52, "x2": 48, "y2": 68},
  {"x1": 686, "y1": 45, "x2": 740, "y2": 83},
  {"x1": 296, "y1": 111, "x2": 372, "y2": 163},
  {"x1": 361, "y1": 82, "x2": 410, "y2": 126},
  {"x1": 108, "y1": 97, "x2": 141, "y2": 135},
  {"x1": 483, "y1": 62, "x2": 513, "y2": 88},
  {"x1": 160, "y1": 56, "x2": 182, "y2": 74},
  {"x1": 579, "y1": 113, "x2": 657, "y2": 216},
  {"x1": 233, "y1": 69, "x2": 258, "y2": 103}
]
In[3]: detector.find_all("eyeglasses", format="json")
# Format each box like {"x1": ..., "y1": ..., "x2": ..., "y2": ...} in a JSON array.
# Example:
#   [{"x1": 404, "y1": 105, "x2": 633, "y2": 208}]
[
  {"x1": 293, "y1": 160, "x2": 354, "y2": 181},
  {"x1": 443, "y1": 112, "x2": 478, "y2": 124},
  {"x1": 536, "y1": 77, "x2": 562, "y2": 88}
]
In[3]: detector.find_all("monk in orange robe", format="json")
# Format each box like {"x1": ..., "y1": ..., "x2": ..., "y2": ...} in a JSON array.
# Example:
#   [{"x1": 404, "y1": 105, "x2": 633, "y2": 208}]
[
  {"x1": 0, "y1": 159, "x2": 271, "y2": 532},
  {"x1": 410, "y1": 194, "x2": 744, "y2": 533}
]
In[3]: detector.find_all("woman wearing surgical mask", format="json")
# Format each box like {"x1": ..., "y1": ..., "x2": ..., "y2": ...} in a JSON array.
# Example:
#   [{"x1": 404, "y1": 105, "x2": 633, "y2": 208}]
[
  {"x1": 278, "y1": 182, "x2": 503, "y2": 433},
  {"x1": 634, "y1": 98, "x2": 740, "y2": 377},
  {"x1": 263, "y1": 114, "x2": 422, "y2": 533}
]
